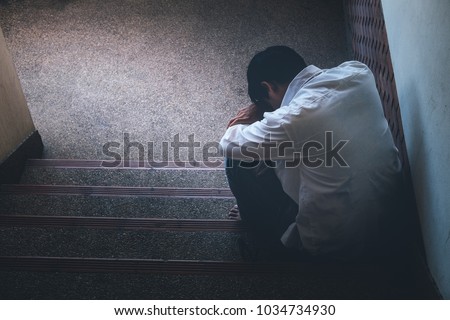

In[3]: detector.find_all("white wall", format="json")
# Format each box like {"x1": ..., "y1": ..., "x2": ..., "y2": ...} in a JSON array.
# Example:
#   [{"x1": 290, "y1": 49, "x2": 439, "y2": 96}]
[
  {"x1": 0, "y1": 28, "x2": 35, "y2": 162},
  {"x1": 381, "y1": 0, "x2": 450, "y2": 298}
]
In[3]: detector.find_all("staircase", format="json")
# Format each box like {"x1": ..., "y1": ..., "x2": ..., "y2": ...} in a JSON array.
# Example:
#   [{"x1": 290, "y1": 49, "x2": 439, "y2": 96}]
[{"x1": 0, "y1": 159, "x2": 429, "y2": 299}]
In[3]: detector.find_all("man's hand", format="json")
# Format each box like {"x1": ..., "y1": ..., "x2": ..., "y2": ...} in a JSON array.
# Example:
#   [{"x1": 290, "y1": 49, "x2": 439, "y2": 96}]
[{"x1": 227, "y1": 103, "x2": 268, "y2": 128}]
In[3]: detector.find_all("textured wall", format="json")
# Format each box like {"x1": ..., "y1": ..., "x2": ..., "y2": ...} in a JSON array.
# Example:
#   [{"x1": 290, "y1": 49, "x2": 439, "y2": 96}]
[
  {"x1": 0, "y1": 28, "x2": 35, "y2": 163},
  {"x1": 381, "y1": 0, "x2": 450, "y2": 298}
]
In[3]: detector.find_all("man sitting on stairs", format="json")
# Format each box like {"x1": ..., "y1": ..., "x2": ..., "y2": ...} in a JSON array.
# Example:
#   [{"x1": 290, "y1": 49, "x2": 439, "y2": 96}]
[{"x1": 220, "y1": 46, "x2": 402, "y2": 261}]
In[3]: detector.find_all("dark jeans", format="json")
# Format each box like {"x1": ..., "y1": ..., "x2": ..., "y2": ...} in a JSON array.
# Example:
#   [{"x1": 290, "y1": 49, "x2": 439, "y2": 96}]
[
  {"x1": 226, "y1": 159, "x2": 405, "y2": 262},
  {"x1": 225, "y1": 159, "x2": 298, "y2": 251}
]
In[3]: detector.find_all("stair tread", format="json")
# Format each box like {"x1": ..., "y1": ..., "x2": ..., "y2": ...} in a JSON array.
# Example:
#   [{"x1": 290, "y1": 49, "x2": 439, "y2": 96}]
[
  {"x1": 0, "y1": 194, "x2": 235, "y2": 219},
  {"x1": 0, "y1": 269, "x2": 402, "y2": 299},
  {"x1": 20, "y1": 166, "x2": 229, "y2": 188},
  {"x1": 0, "y1": 227, "x2": 242, "y2": 260}
]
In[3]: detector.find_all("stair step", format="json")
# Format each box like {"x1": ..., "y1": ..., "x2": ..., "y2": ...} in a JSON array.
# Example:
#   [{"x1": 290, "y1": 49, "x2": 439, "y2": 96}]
[
  {"x1": 21, "y1": 160, "x2": 228, "y2": 188},
  {"x1": 0, "y1": 215, "x2": 245, "y2": 232},
  {"x1": 0, "y1": 227, "x2": 241, "y2": 260},
  {"x1": 0, "y1": 269, "x2": 400, "y2": 299},
  {"x1": 0, "y1": 256, "x2": 321, "y2": 275},
  {"x1": 0, "y1": 257, "x2": 410, "y2": 299},
  {"x1": 0, "y1": 194, "x2": 235, "y2": 219},
  {"x1": 0, "y1": 184, "x2": 233, "y2": 198},
  {"x1": 1, "y1": 159, "x2": 415, "y2": 299}
]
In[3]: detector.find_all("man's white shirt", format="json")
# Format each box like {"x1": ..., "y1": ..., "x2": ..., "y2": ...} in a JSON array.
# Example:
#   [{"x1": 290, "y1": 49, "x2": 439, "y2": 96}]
[{"x1": 220, "y1": 61, "x2": 402, "y2": 256}]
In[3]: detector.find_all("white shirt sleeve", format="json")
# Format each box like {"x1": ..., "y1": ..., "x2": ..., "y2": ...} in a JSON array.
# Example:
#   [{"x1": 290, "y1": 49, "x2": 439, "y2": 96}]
[{"x1": 219, "y1": 110, "x2": 295, "y2": 161}]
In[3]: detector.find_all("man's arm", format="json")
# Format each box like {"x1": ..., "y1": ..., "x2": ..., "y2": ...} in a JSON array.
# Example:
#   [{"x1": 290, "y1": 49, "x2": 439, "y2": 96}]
[
  {"x1": 227, "y1": 103, "x2": 267, "y2": 128},
  {"x1": 220, "y1": 106, "x2": 293, "y2": 162}
]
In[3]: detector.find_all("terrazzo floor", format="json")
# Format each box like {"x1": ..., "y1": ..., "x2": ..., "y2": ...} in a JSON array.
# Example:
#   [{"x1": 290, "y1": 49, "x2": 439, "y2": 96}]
[{"x1": 0, "y1": 0, "x2": 350, "y2": 161}]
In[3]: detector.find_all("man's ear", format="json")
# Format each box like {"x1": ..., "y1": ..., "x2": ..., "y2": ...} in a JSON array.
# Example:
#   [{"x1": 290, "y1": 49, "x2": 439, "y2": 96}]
[{"x1": 260, "y1": 81, "x2": 277, "y2": 95}]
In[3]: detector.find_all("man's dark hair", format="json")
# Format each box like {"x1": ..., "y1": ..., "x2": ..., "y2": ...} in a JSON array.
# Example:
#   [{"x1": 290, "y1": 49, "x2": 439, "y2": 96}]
[{"x1": 247, "y1": 46, "x2": 306, "y2": 104}]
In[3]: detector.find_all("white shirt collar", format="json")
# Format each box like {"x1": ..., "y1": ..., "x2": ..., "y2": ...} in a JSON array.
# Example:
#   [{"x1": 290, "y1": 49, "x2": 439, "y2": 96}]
[{"x1": 281, "y1": 65, "x2": 323, "y2": 107}]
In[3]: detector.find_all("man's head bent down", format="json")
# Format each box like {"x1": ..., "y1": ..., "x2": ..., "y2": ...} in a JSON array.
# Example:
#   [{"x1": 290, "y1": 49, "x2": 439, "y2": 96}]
[{"x1": 247, "y1": 46, "x2": 306, "y2": 110}]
